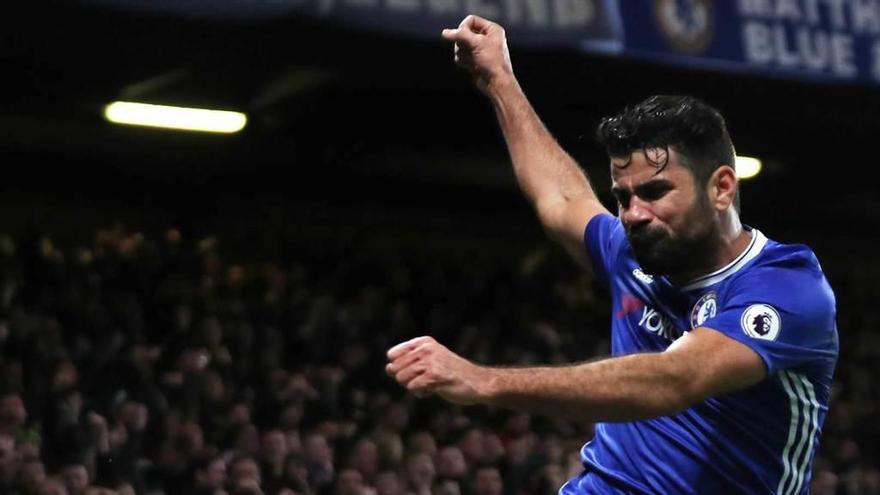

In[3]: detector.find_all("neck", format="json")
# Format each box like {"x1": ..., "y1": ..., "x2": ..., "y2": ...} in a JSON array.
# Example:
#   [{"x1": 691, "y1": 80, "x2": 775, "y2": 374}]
[{"x1": 669, "y1": 211, "x2": 751, "y2": 285}]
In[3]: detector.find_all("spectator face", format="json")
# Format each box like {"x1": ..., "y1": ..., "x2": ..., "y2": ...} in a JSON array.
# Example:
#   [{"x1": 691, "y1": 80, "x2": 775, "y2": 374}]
[
  {"x1": 457, "y1": 429, "x2": 484, "y2": 465},
  {"x1": 229, "y1": 403, "x2": 251, "y2": 425},
  {"x1": 432, "y1": 479, "x2": 461, "y2": 495},
  {"x1": 304, "y1": 433, "x2": 332, "y2": 466},
  {"x1": 262, "y1": 430, "x2": 288, "y2": 464},
  {"x1": 473, "y1": 467, "x2": 502, "y2": 495},
  {"x1": 230, "y1": 457, "x2": 261, "y2": 486},
  {"x1": 284, "y1": 454, "x2": 307, "y2": 483},
  {"x1": 40, "y1": 479, "x2": 69, "y2": 495},
  {"x1": 408, "y1": 432, "x2": 437, "y2": 457},
  {"x1": 349, "y1": 438, "x2": 378, "y2": 481},
  {"x1": 57, "y1": 392, "x2": 83, "y2": 425},
  {"x1": 335, "y1": 468, "x2": 364, "y2": 495},
  {"x1": 52, "y1": 361, "x2": 79, "y2": 390},
  {"x1": 436, "y1": 447, "x2": 467, "y2": 479},
  {"x1": 0, "y1": 394, "x2": 27, "y2": 429},
  {"x1": 0, "y1": 433, "x2": 19, "y2": 483},
  {"x1": 235, "y1": 423, "x2": 261, "y2": 456},
  {"x1": 61, "y1": 464, "x2": 89, "y2": 495},
  {"x1": 17, "y1": 440, "x2": 40, "y2": 461},
  {"x1": 175, "y1": 421, "x2": 204, "y2": 455},
  {"x1": 196, "y1": 458, "x2": 227, "y2": 490},
  {"x1": 83, "y1": 488, "x2": 117, "y2": 495},
  {"x1": 405, "y1": 453, "x2": 435, "y2": 489},
  {"x1": 18, "y1": 459, "x2": 46, "y2": 494},
  {"x1": 382, "y1": 402, "x2": 409, "y2": 432},
  {"x1": 116, "y1": 401, "x2": 148, "y2": 432},
  {"x1": 375, "y1": 471, "x2": 403, "y2": 495},
  {"x1": 113, "y1": 484, "x2": 135, "y2": 495}
]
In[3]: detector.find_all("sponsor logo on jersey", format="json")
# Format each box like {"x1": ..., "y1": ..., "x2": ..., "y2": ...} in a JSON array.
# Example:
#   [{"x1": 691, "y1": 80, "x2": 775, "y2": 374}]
[
  {"x1": 741, "y1": 304, "x2": 782, "y2": 340},
  {"x1": 653, "y1": 0, "x2": 714, "y2": 55},
  {"x1": 690, "y1": 291, "x2": 717, "y2": 329},
  {"x1": 639, "y1": 306, "x2": 681, "y2": 342},
  {"x1": 617, "y1": 292, "x2": 645, "y2": 318},
  {"x1": 632, "y1": 268, "x2": 654, "y2": 284}
]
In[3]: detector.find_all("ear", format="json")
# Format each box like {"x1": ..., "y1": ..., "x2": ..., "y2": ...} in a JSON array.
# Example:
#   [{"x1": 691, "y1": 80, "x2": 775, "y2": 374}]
[{"x1": 709, "y1": 165, "x2": 737, "y2": 211}]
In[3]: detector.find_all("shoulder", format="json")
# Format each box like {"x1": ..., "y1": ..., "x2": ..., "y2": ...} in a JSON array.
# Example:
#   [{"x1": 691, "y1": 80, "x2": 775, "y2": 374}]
[{"x1": 724, "y1": 236, "x2": 836, "y2": 327}]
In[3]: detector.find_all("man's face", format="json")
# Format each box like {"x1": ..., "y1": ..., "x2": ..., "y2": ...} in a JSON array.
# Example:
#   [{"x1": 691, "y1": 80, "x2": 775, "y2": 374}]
[{"x1": 610, "y1": 147, "x2": 719, "y2": 276}]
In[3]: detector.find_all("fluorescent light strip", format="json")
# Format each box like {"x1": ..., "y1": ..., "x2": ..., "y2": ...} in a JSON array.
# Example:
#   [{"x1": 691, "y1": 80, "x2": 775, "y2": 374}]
[
  {"x1": 104, "y1": 101, "x2": 247, "y2": 134},
  {"x1": 735, "y1": 155, "x2": 762, "y2": 180}
]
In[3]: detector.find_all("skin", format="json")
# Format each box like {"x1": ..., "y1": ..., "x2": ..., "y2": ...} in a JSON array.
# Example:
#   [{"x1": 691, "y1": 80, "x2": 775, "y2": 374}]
[{"x1": 385, "y1": 15, "x2": 766, "y2": 422}]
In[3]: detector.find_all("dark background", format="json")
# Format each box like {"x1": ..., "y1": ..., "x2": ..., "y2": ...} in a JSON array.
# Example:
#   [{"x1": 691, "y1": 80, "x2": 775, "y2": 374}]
[{"x1": 4, "y1": 1, "x2": 880, "y2": 246}]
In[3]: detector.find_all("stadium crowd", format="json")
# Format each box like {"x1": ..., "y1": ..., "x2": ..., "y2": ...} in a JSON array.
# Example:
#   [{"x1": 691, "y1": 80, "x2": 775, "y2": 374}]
[{"x1": 0, "y1": 221, "x2": 875, "y2": 495}]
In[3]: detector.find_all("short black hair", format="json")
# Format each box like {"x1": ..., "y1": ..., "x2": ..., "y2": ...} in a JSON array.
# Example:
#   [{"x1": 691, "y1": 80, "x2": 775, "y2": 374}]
[{"x1": 596, "y1": 95, "x2": 736, "y2": 188}]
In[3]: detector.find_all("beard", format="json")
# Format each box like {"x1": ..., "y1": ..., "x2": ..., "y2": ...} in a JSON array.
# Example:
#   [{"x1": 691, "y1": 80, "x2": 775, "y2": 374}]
[{"x1": 626, "y1": 195, "x2": 720, "y2": 277}]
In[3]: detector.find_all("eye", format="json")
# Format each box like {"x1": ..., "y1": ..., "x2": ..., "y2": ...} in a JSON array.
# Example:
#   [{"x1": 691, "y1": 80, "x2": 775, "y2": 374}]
[
  {"x1": 612, "y1": 190, "x2": 630, "y2": 209},
  {"x1": 637, "y1": 184, "x2": 671, "y2": 202}
]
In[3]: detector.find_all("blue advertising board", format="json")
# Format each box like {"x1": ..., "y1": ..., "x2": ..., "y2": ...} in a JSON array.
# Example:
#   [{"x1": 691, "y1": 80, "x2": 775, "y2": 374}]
[
  {"x1": 81, "y1": 0, "x2": 624, "y2": 50},
  {"x1": 621, "y1": 0, "x2": 880, "y2": 85},
  {"x1": 80, "y1": 0, "x2": 880, "y2": 85}
]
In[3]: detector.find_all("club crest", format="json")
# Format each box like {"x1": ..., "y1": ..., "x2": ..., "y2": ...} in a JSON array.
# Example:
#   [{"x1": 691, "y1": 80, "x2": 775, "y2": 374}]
[
  {"x1": 690, "y1": 291, "x2": 717, "y2": 329},
  {"x1": 653, "y1": 0, "x2": 715, "y2": 55}
]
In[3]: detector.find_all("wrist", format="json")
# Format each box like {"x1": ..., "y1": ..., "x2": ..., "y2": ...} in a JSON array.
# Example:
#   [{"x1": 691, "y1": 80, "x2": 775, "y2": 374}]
[
  {"x1": 475, "y1": 365, "x2": 501, "y2": 403},
  {"x1": 485, "y1": 72, "x2": 520, "y2": 101}
]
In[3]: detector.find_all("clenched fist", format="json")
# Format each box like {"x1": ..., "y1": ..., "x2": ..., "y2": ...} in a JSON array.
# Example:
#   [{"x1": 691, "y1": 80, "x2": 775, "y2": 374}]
[
  {"x1": 385, "y1": 336, "x2": 491, "y2": 405},
  {"x1": 442, "y1": 15, "x2": 515, "y2": 95}
]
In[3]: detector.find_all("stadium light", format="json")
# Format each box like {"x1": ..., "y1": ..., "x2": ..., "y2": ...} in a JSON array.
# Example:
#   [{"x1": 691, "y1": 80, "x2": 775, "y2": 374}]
[
  {"x1": 103, "y1": 101, "x2": 247, "y2": 134},
  {"x1": 735, "y1": 155, "x2": 762, "y2": 180}
]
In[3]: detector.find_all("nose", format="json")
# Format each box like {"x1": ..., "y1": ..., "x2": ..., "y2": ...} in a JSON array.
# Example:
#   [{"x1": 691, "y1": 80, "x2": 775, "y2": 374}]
[{"x1": 620, "y1": 197, "x2": 653, "y2": 230}]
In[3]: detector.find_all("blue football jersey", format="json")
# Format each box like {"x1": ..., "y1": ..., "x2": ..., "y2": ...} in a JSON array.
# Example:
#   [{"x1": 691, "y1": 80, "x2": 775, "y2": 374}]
[{"x1": 561, "y1": 214, "x2": 839, "y2": 495}]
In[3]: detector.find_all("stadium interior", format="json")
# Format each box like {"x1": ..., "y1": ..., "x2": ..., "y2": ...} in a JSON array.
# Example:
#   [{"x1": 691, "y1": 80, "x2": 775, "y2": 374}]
[{"x1": 1, "y1": 1, "x2": 879, "y2": 494}]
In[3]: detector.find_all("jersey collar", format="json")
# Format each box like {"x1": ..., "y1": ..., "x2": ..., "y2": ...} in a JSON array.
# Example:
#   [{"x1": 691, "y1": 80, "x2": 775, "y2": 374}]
[{"x1": 679, "y1": 227, "x2": 767, "y2": 291}]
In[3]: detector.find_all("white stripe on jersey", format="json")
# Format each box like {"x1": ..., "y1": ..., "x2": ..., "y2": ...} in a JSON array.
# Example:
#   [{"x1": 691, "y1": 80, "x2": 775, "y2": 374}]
[
  {"x1": 777, "y1": 372, "x2": 820, "y2": 495},
  {"x1": 790, "y1": 374, "x2": 820, "y2": 495},
  {"x1": 777, "y1": 373, "x2": 802, "y2": 495}
]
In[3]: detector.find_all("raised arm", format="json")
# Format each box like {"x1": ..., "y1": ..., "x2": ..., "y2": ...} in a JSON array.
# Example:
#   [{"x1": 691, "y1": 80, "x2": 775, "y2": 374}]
[
  {"x1": 385, "y1": 329, "x2": 766, "y2": 422},
  {"x1": 442, "y1": 15, "x2": 609, "y2": 264}
]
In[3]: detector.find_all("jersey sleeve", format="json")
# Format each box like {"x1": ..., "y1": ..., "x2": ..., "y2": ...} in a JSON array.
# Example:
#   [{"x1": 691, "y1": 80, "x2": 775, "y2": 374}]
[
  {"x1": 584, "y1": 213, "x2": 628, "y2": 287},
  {"x1": 700, "y1": 261, "x2": 838, "y2": 376}
]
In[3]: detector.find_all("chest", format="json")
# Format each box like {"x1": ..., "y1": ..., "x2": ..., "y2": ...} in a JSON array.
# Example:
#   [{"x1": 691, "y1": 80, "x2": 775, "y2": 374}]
[{"x1": 610, "y1": 263, "x2": 720, "y2": 351}]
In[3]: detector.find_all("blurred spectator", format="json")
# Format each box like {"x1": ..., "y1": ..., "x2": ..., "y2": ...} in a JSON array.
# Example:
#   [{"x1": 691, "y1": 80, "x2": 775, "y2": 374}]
[
  {"x1": 0, "y1": 222, "x2": 867, "y2": 495},
  {"x1": 469, "y1": 465, "x2": 502, "y2": 495}
]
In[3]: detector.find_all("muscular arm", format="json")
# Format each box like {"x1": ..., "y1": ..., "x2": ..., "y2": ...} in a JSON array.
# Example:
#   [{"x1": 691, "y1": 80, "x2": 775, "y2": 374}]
[
  {"x1": 490, "y1": 79, "x2": 608, "y2": 262},
  {"x1": 387, "y1": 328, "x2": 766, "y2": 422},
  {"x1": 443, "y1": 16, "x2": 608, "y2": 263}
]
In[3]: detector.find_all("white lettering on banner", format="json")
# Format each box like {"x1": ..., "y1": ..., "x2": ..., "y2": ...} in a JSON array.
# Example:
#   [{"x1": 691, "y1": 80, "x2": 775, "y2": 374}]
[
  {"x1": 504, "y1": 0, "x2": 550, "y2": 27},
  {"x1": 554, "y1": 0, "x2": 593, "y2": 27},
  {"x1": 830, "y1": 33, "x2": 857, "y2": 74},
  {"x1": 427, "y1": 0, "x2": 458, "y2": 14},
  {"x1": 738, "y1": 0, "x2": 773, "y2": 17},
  {"x1": 872, "y1": 40, "x2": 880, "y2": 79},
  {"x1": 742, "y1": 21, "x2": 857, "y2": 77},
  {"x1": 776, "y1": 0, "x2": 803, "y2": 20},
  {"x1": 464, "y1": 0, "x2": 501, "y2": 19},
  {"x1": 348, "y1": 0, "x2": 380, "y2": 8},
  {"x1": 387, "y1": 0, "x2": 420, "y2": 12},
  {"x1": 852, "y1": 0, "x2": 880, "y2": 35},
  {"x1": 319, "y1": 0, "x2": 596, "y2": 29},
  {"x1": 737, "y1": 0, "x2": 880, "y2": 30},
  {"x1": 824, "y1": 0, "x2": 848, "y2": 29}
]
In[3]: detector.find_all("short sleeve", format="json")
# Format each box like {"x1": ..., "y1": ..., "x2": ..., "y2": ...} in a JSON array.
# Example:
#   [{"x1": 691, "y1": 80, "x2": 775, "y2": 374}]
[
  {"x1": 700, "y1": 263, "x2": 838, "y2": 376},
  {"x1": 584, "y1": 214, "x2": 627, "y2": 287}
]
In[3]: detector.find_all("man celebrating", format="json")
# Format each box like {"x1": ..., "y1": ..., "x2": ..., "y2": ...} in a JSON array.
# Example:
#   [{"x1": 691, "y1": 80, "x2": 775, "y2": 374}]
[{"x1": 385, "y1": 14, "x2": 839, "y2": 495}]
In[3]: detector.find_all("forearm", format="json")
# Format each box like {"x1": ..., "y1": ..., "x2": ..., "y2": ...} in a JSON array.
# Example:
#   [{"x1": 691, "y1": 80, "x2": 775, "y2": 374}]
[
  {"x1": 487, "y1": 77, "x2": 597, "y2": 212},
  {"x1": 479, "y1": 352, "x2": 695, "y2": 422}
]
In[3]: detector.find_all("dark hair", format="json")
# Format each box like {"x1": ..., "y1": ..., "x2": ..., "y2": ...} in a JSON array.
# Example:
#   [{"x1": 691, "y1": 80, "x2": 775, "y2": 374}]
[{"x1": 596, "y1": 95, "x2": 736, "y2": 190}]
